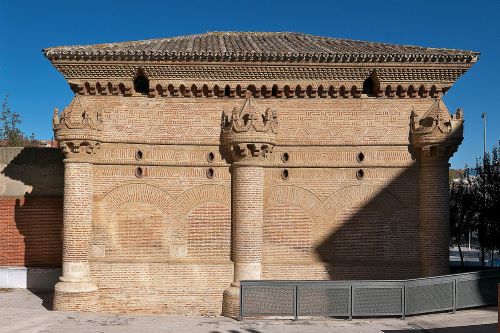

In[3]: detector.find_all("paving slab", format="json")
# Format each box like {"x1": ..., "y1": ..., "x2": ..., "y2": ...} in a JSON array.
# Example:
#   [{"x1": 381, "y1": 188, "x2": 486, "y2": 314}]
[{"x1": 0, "y1": 289, "x2": 496, "y2": 333}]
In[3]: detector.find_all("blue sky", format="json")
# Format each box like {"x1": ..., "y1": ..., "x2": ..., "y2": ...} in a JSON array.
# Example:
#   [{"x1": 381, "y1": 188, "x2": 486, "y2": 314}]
[{"x1": 0, "y1": 0, "x2": 498, "y2": 168}]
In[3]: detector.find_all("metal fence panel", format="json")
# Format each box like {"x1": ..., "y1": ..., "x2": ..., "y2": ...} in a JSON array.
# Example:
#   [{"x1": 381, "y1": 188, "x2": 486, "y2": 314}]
[
  {"x1": 298, "y1": 287, "x2": 350, "y2": 317},
  {"x1": 456, "y1": 277, "x2": 498, "y2": 309},
  {"x1": 240, "y1": 269, "x2": 500, "y2": 320},
  {"x1": 405, "y1": 281, "x2": 453, "y2": 315},
  {"x1": 352, "y1": 286, "x2": 403, "y2": 316},
  {"x1": 241, "y1": 286, "x2": 295, "y2": 316}
]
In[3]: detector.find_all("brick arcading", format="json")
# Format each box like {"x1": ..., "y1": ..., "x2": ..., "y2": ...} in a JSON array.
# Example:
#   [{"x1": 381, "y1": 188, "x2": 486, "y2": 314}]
[{"x1": 39, "y1": 34, "x2": 470, "y2": 315}]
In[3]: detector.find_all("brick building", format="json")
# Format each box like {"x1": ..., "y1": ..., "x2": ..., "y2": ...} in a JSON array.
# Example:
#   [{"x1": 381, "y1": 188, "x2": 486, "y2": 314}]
[{"x1": 40, "y1": 32, "x2": 478, "y2": 316}]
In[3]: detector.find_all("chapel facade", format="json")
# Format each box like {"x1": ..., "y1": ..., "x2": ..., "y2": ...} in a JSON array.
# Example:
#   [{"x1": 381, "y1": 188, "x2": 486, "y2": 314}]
[{"x1": 43, "y1": 32, "x2": 478, "y2": 316}]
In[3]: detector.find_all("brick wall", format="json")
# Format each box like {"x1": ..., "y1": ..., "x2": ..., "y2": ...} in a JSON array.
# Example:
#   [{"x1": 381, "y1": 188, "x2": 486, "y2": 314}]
[
  {"x1": 0, "y1": 147, "x2": 63, "y2": 268},
  {"x1": 64, "y1": 95, "x2": 436, "y2": 314},
  {"x1": 0, "y1": 197, "x2": 63, "y2": 267},
  {"x1": 40, "y1": 93, "x2": 456, "y2": 314}
]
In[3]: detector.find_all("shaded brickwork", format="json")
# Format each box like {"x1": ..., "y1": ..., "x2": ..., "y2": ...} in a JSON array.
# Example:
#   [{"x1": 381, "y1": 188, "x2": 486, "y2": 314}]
[
  {"x1": 0, "y1": 197, "x2": 62, "y2": 267},
  {"x1": 0, "y1": 147, "x2": 64, "y2": 268},
  {"x1": 43, "y1": 32, "x2": 477, "y2": 315}
]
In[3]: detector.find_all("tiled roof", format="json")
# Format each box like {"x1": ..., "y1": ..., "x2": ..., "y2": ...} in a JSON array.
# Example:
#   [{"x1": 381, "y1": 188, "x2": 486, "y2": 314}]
[{"x1": 43, "y1": 32, "x2": 479, "y2": 63}]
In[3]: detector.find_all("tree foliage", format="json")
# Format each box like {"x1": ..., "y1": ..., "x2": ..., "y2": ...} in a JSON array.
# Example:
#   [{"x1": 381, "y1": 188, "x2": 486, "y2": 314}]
[
  {"x1": 449, "y1": 172, "x2": 476, "y2": 267},
  {"x1": 450, "y1": 141, "x2": 500, "y2": 267},
  {"x1": 0, "y1": 95, "x2": 38, "y2": 147}
]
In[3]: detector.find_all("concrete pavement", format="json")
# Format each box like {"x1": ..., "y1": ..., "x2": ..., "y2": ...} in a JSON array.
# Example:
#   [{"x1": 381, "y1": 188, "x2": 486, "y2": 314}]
[{"x1": 0, "y1": 289, "x2": 496, "y2": 333}]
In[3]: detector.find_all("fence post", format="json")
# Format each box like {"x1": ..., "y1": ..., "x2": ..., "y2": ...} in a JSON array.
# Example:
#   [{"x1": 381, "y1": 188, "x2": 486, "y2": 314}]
[
  {"x1": 238, "y1": 284, "x2": 243, "y2": 321},
  {"x1": 452, "y1": 279, "x2": 457, "y2": 314},
  {"x1": 293, "y1": 285, "x2": 298, "y2": 321},
  {"x1": 402, "y1": 285, "x2": 406, "y2": 320},
  {"x1": 349, "y1": 285, "x2": 353, "y2": 321}
]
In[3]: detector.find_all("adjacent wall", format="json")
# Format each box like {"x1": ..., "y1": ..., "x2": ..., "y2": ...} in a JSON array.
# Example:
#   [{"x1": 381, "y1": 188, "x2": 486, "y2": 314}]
[{"x1": 0, "y1": 147, "x2": 63, "y2": 288}]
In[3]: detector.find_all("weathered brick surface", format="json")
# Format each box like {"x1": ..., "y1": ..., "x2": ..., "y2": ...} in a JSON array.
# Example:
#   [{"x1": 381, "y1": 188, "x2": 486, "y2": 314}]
[
  {"x1": 45, "y1": 33, "x2": 473, "y2": 315},
  {"x1": 47, "y1": 95, "x2": 459, "y2": 314}
]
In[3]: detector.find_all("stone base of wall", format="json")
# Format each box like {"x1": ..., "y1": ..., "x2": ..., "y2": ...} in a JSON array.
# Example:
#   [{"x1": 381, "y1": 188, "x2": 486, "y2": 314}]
[
  {"x1": 222, "y1": 286, "x2": 240, "y2": 319},
  {"x1": 54, "y1": 289, "x2": 99, "y2": 312}
]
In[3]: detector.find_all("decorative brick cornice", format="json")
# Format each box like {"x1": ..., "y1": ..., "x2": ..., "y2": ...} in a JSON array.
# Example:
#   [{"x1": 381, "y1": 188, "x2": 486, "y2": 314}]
[
  {"x1": 409, "y1": 100, "x2": 464, "y2": 161},
  {"x1": 45, "y1": 33, "x2": 479, "y2": 99},
  {"x1": 52, "y1": 63, "x2": 469, "y2": 81},
  {"x1": 65, "y1": 80, "x2": 453, "y2": 99},
  {"x1": 49, "y1": 62, "x2": 471, "y2": 99},
  {"x1": 221, "y1": 93, "x2": 278, "y2": 163}
]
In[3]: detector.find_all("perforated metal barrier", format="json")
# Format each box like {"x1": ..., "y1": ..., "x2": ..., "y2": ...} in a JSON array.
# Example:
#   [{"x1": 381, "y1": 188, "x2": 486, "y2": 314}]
[{"x1": 240, "y1": 270, "x2": 500, "y2": 320}]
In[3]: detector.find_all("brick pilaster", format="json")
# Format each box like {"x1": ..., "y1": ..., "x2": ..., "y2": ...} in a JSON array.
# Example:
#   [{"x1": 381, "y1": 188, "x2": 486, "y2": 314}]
[
  {"x1": 222, "y1": 164, "x2": 264, "y2": 318},
  {"x1": 53, "y1": 161, "x2": 99, "y2": 312},
  {"x1": 419, "y1": 158, "x2": 450, "y2": 277}
]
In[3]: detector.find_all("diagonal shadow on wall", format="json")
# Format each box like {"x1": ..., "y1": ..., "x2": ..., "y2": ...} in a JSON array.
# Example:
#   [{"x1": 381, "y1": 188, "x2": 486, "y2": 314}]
[
  {"x1": 1, "y1": 147, "x2": 63, "y2": 305},
  {"x1": 312, "y1": 153, "x2": 497, "y2": 310},
  {"x1": 314, "y1": 163, "x2": 423, "y2": 280}
]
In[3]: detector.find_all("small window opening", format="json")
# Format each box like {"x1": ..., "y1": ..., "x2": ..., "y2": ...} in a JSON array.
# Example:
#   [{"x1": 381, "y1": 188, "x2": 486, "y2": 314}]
[
  {"x1": 281, "y1": 169, "x2": 289, "y2": 180},
  {"x1": 135, "y1": 167, "x2": 144, "y2": 178},
  {"x1": 281, "y1": 152, "x2": 290, "y2": 162},
  {"x1": 357, "y1": 152, "x2": 365, "y2": 163},
  {"x1": 135, "y1": 150, "x2": 143, "y2": 160},
  {"x1": 224, "y1": 85, "x2": 231, "y2": 97},
  {"x1": 362, "y1": 77, "x2": 374, "y2": 96},
  {"x1": 356, "y1": 169, "x2": 364, "y2": 180},
  {"x1": 207, "y1": 152, "x2": 215, "y2": 163},
  {"x1": 206, "y1": 168, "x2": 214, "y2": 179},
  {"x1": 134, "y1": 70, "x2": 149, "y2": 95}
]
